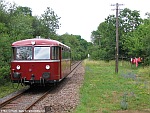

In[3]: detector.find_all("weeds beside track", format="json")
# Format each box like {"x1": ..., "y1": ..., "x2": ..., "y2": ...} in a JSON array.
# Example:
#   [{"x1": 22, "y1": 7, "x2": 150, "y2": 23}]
[{"x1": 75, "y1": 60, "x2": 150, "y2": 113}]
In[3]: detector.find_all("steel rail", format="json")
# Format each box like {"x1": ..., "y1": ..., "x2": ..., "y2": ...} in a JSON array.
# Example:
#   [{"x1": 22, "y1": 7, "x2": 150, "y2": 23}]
[
  {"x1": 0, "y1": 87, "x2": 29, "y2": 109},
  {"x1": 70, "y1": 61, "x2": 82, "y2": 73},
  {"x1": 23, "y1": 88, "x2": 52, "y2": 112}
]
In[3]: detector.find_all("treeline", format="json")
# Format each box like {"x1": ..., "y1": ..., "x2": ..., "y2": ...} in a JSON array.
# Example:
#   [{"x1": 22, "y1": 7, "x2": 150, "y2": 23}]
[
  {"x1": 0, "y1": 0, "x2": 90, "y2": 84},
  {"x1": 59, "y1": 34, "x2": 91, "y2": 60},
  {"x1": 90, "y1": 8, "x2": 150, "y2": 65}
]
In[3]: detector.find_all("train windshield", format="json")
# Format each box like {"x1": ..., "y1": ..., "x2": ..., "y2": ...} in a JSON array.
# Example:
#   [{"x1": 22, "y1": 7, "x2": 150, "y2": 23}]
[
  {"x1": 34, "y1": 47, "x2": 50, "y2": 60},
  {"x1": 12, "y1": 46, "x2": 50, "y2": 60},
  {"x1": 13, "y1": 46, "x2": 32, "y2": 60}
]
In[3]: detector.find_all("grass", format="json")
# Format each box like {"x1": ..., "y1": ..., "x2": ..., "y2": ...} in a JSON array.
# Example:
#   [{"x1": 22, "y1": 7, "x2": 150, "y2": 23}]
[
  {"x1": 0, "y1": 82, "x2": 26, "y2": 98},
  {"x1": 74, "y1": 60, "x2": 150, "y2": 113}
]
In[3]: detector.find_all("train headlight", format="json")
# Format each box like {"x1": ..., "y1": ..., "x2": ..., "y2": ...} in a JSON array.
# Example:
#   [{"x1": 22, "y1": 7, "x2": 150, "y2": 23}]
[
  {"x1": 42, "y1": 72, "x2": 50, "y2": 79},
  {"x1": 46, "y1": 65, "x2": 50, "y2": 70},
  {"x1": 16, "y1": 65, "x2": 21, "y2": 70},
  {"x1": 13, "y1": 72, "x2": 21, "y2": 79}
]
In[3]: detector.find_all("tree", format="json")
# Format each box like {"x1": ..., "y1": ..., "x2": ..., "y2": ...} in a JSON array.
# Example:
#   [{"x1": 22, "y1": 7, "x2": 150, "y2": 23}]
[
  {"x1": 32, "y1": 16, "x2": 44, "y2": 37},
  {"x1": 0, "y1": 0, "x2": 9, "y2": 25},
  {"x1": 8, "y1": 6, "x2": 32, "y2": 16},
  {"x1": 122, "y1": 18, "x2": 150, "y2": 65},
  {"x1": 41, "y1": 7, "x2": 61, "y2": 38},
  {"x1": 8, "y1": 14, "x2": 34, "y2": 40},
  {"x1": 91, "y1": 16, "x2": 116, "y2": 61},
  {"x1": 14, "y1": 6, "x2": 32, "y2": 16},
  {"x1": 118, "y1": 8, "x2": 143, "y2": 57},
  {"x1": 90, "y1": 8, "x2": 143, "y2": 61},
  {"x1": 119, "y1": 8, "x2": 143, "y2": 33}
]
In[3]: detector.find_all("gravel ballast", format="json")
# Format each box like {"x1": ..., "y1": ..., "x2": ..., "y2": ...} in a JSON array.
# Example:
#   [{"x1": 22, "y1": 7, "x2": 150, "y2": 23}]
[{"x1": 32, "y1": 62, "x2": 85, "y2": 113}]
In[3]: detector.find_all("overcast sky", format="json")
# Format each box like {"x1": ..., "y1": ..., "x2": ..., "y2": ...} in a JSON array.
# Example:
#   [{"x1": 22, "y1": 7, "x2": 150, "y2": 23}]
[{"x1": 6, "y1": 0, "x2": 150, "y2": 42}]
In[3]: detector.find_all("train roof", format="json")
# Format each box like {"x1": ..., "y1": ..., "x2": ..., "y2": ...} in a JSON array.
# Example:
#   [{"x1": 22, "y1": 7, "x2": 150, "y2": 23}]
[{"x1": 12, "y1": 38, "x2": 70, "y2": 49}]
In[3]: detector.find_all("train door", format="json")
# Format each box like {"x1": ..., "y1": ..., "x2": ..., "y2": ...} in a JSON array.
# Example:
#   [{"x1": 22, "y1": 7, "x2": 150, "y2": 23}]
[{"x1": 51, "y1": 46, "x2": 61, "y2": 80}]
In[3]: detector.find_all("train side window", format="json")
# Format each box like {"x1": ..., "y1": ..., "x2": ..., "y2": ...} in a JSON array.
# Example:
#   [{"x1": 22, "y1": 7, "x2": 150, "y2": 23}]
[
  {"x1": 62, "y1": 48, "x2": 70, "y2": 59},
  {"x1": 62, "y1": 48, "x2": 66, "y2": 59},
  {"x1": 52, "y1": 46, "x2": 59, "y2": 60}
]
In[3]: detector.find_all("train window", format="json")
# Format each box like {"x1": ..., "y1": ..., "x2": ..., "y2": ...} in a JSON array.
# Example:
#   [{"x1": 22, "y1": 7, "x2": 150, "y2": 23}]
[
  {"x1": 62, "y1": 48, "x2": 70, "y2": 59},
  {"x1": 52, "y1": 46, "x2": 59, "y2": 60},
  {"x1": 34, "y1": 47, "x2": 50, "y2": 60},
  {"x1": 14, "y1": 46, "x2": 32, "y2": 60}
]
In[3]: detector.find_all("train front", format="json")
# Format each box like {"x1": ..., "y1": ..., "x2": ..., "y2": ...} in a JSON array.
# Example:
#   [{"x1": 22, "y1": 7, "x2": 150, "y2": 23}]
[{"x1": 10, "y1": 39, "x2": 60, "y2": 85}]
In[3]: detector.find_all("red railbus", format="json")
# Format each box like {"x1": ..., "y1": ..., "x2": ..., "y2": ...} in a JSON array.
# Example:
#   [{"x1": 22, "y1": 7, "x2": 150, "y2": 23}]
[{"x1": 10, "y1": 38, "x2": 71, "y2": 85}]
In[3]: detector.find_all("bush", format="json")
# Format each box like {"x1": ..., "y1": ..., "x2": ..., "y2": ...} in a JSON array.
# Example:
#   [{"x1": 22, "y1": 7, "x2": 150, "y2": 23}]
[{"x1": 0, "y1": 66, "x2": 10, "y2": 85}]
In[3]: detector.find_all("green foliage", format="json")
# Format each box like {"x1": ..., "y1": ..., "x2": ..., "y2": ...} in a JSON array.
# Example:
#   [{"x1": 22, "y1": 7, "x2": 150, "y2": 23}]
[
  {"x1": 8, "y1": 14, "x2": 34, "y2": 39},
  {"x1": 0, "y1": 36, "x2": 11, "y2": 66},
  {"x1": 0, "y1": 0, "x2": 8, "y2": 22},
  {"x1": 0, "y1": 82, "x2": 25, "y2": 98},
  {"x1": 0, "y1": 22, "x2": 7, "y2": 33},
  {"x1": 91, "y1": 18, "x2": 116, "y2": 61},
  {"x1": 90, "y1": 8, "x2": 150, "y2": 65},
  {"x1": 0, "y1": 35, "x2": 11, "y2": 84},
  {"x1": 90, "y1": 46, "x2": 110, "y2": 60},
  {"x1": 0, "y1": 66, "x2": 10, "y2": 85},
  {"x1": 122, "y1": 19, "x2": 150, "y2": 64},
  {"x1": 59, "y1": 34, "x2": 90, "y2": 60},
  {"x1": 119, "y1": 8, "x2": 143, "y2": 33},
  {"x1": 41, "y1": 7, "x2": 61, "y2": 38},
  {"x1": 13, "y1": 6, "x2": 32, "y2": 16}
]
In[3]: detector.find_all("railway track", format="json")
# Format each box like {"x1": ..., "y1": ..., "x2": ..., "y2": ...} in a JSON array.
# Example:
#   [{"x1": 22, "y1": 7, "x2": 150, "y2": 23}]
[
  {"x1": 0, "y1": 61, "x2": 82, "y2": 113},
  {"x1": 0, "y1": 87, "x2": 51, "y2": 113}
]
